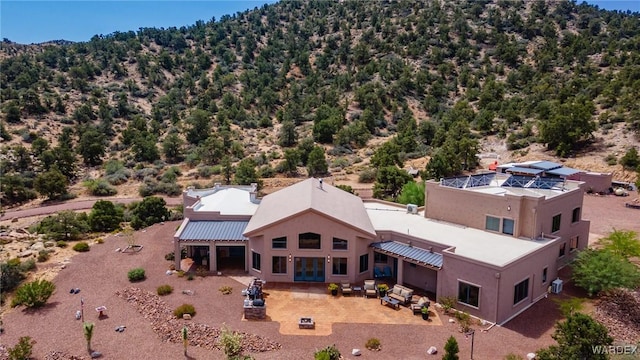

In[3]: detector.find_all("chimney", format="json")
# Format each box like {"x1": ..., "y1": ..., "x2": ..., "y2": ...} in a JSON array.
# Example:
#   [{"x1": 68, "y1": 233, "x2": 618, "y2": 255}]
[
  {"x1": 319, "y1": 178, "x2": 323, "y2": 190},
  {"x1": 250, "y1": 183, "x2": 258, "y2": 203}
]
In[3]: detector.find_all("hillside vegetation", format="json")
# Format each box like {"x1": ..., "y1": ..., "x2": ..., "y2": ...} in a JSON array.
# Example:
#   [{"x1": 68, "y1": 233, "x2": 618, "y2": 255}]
[{"x1": 1, "y1": 0, "x2": 640, "y2": 207}]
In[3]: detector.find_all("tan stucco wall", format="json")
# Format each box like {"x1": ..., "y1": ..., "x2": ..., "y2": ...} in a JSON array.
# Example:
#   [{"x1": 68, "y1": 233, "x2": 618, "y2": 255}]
[{"x1": 247, "y1": 210, "x2": 375, "y2": 283}]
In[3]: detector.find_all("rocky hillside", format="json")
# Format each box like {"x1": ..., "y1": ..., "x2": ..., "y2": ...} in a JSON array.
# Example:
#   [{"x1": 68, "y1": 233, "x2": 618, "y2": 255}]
[{"x1": 1, "y1": 0, "x2": 639, "y2": 207}]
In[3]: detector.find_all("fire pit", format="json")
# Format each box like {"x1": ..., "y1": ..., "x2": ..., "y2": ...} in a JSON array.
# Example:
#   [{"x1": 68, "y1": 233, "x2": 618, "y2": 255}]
[{"x1": 298, "y1": 317, "x2": 315, "y2": 329}]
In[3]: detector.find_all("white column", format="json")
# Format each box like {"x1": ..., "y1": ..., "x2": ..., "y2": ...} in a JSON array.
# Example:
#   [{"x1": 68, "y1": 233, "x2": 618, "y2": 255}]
[{"x1": 397, "y1": 258, "x2": 404, "y2": 284}]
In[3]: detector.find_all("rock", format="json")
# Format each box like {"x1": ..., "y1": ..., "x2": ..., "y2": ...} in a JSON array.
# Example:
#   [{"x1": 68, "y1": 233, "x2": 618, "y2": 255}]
[
  {"x1": 183, "y1": 314, "x2": 192, "y2": 320},
  {"x1": 448, "y1": 318, "x2": 455, "y2": 323},
  {"x1": 166, "y1": 270, "x2": 173, "y2": 275},
  {"x1": 352, "y1": 348, "x2": 361, "y2": 356},
  {"x1": 18, "y1": 250, "x2": 33, "y2": 258},
  {"x1": 30, "y1": 242, "x2": 45, "y2": 251},
  {"x1": 115, "y1": 248, "x2": 121, "y2": 252},
  {"x1": 90, "y1": 351, "x2": 102, "y2": 358},
  {"x1": 427, "y1": 346, "x2": 437, "y2": 355},
  {"x1": 44, "y1": 241, "x2": 56, "y2": 248},
  {"x1": 527, "y1": 353, "x2": 536, "y2": 360},
  {"x1": 76, "y1": 311, "x2": 81, "y2": 320}
]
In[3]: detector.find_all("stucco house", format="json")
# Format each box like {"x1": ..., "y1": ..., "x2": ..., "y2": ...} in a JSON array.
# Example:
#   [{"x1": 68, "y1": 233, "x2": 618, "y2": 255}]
[{"x1": 174, "y1": 174, "x2": 589, "y2": 324}]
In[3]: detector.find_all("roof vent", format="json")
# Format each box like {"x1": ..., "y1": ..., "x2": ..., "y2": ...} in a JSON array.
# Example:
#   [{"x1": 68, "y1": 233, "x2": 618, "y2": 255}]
[
  {"x1": 319, "y1": 178, "x2": 323, "y2": 190},
  {"x1": 407, "y1": 204, "x2": 418, "y2": 214}
]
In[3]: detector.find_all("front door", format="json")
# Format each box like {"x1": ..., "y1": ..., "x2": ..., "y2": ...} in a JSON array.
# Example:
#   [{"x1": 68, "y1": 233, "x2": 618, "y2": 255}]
[{"x1": 294, "y1": 257, "x2": 325, "y2": 282}]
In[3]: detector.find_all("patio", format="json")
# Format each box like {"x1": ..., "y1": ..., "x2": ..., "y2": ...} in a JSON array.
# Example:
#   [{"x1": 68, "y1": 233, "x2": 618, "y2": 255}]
[{"x1": 249, "y1": 282, "x2": 442, "y2": 336}]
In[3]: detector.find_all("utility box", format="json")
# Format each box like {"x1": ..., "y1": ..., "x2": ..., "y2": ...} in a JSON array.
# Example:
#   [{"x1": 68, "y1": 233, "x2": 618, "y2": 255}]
[{"x1": 551, "y1": 278, "x2": 563, "y2": 294}]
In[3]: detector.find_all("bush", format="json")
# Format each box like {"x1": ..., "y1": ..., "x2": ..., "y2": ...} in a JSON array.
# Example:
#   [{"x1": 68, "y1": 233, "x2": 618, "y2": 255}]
[
  {"x1": 1, "y1": 260, "x2": 26, "y2": 292},
  {"x1": 7, "y1": 336, "x2": 35, "y2": 360},
  {"x1": 365, "y1": 338, "x2": 381, "y2": 351},
  {"x1": 173, "y1": 303, "x2": 196, "y2": 319},
  {"x1": 157, "y1": 285, "x2": 173, "y2": 296},
  {"x1": 219, "y1": 326, "x2": 242, "y2": 358},
  {"x1": 165, "y1": 252, "x2": 175, "y2": 261},
  {"x1": 84, "y1": 179, "x2": 118, "y2": 196},
  {"x1": 18, "y1": 259, "x2": 36, "y2": 272},
  {"x1": 56, "y1": 240, "x2": 68, "y2": 248},
  {"x1": 438, "y1": 296, "x2": 457, "y2": 313},
  {"x1": 128, "y1": 268, "x2": 146, "y2": 282},
  {"x1": 11, "y1": 279, "x2": 56, "y2": 308},
  {"x1": 358, "y1": 168, "x2": 377, "y2": 183},
  {"x1": 219, "y1": 286, "x2": 233, "y2": 295},
  {"x1": 37, "y1": 250, "x2": 50, "y2": 262},
  {"x1": 314, "y1": 345, "x2": 341, "y2": 360},
  {"x1": 73, "y1": 242, "x2": 90, "y2": 252}
]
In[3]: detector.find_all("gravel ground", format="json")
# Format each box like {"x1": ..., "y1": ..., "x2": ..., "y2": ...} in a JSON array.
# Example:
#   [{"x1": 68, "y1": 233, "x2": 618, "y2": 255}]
[{"x1": 1, "y1": 193, "x2": 638, "y2": 359}]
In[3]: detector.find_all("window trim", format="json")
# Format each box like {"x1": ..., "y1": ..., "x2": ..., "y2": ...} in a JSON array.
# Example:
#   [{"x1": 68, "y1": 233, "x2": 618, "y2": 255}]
[
  {"x1": 513, "y1": 278, "x2": 529, "y2": 306},
  {"x1": 272, "y1": 236, "x2": 287, "y2": 250},
  {"x1": 272, "y1": 256, "x2": 287, "y2": 274},
  {"x1": 485, "y1": 215, "x2": 500, "y2": 232},
  {"x1": 502, "y1": 218, "x2": 515, "y2": 235},
  {"x1": 457, "y1": 280, "x2": 480, "y2": 309}
]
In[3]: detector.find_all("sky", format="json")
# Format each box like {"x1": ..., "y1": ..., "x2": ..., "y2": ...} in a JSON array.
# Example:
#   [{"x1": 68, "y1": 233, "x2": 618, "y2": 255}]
[{"x1": 1, "y1": 0, "x2": 639, "y2": 45}]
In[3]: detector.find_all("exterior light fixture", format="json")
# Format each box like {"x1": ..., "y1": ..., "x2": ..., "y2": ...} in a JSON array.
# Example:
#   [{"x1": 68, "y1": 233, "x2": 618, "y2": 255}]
[
  {"x1": 507, "y1": 205, "x2": 511, "y2": 211},
  {"x1": 327, "y1": 255, "x2": 331, "y2": 263},
  {"x1": 288, "y1": 254, "x2": 292, "y2": 262}
]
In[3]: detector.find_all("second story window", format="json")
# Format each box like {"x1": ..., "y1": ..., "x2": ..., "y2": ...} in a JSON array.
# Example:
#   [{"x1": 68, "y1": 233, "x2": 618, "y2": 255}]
[
  {"x1": 552, "y1": 214, "x2": 561, "y2": 233},
  {"x1": 299, "y1": 232, "x2": 321, "y2": 249},
  {"x1": 272, "y1": 236, "x2": 287, "y2": 249}
]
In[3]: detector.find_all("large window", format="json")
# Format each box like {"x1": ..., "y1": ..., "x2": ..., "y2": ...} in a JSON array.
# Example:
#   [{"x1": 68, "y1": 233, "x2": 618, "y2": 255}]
[
  {"x1": 572, "y1": 207, "x2": 581, "y2": 223},
  {"x1": 332, "y1": 237, "x2": 348, "y2": 250},
  {"x1": 299, "y1": 232, "x2": 321, "y2": 249},
  {"x1": 374, "y1": 252, "x2": 388, "y2": 263},
  {"x1": 514, "y1": 278, "x2": 529, "y2": 305},
  {"x1": 570, "y1": 236, "x2": 579, "y2": 252},
  {"x1": 552, "y1": 214, "x2": 562, "y2": 233},
  {"x1": 332, "y1": 257, "x2": 347, "y2": 275},
  {"x1": 486, "y1": 216, "x2": 500, "y2": 232},
  {"x1": 272, "y1": 236, "x2": 287, "y2": 249},
  {"x1": 458, "y1": 281, "x2": 480, "y2": 308},
  {"x1": 272, "y1": 256, "x2": 287, "y2": 274},
  {"x1": 559, "y1": 243, "x2": 566, "y2": 258},
  {"x1": 252, "y1": 251, "x2": 261, "y2": 271},
  {"x1": 359, "y1": 254, "x2": 369, "y2": 273},
  {"x1": 502, "y1": 218, "x2": 514, "y2": 235}
]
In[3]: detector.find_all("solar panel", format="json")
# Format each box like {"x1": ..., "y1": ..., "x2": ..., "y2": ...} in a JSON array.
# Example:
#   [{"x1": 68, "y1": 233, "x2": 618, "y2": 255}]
[
  {"x1": 502, "y1": 175, "x2": 535, "y2": 188},
  {"x1": 441, "y1": 176, "x2": 468, "y2": 188}
]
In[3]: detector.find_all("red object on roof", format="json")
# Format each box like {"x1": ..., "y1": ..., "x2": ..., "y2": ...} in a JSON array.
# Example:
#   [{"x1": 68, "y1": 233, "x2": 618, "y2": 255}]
[{"x1": 488, "y1": 161, "x2": 498, "y2": 171}]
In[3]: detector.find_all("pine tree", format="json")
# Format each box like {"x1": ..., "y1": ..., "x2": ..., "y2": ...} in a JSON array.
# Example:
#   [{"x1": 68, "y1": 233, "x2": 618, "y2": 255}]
[{"x1": 443, "y1": 336, "x2": 459, "y2": 360}]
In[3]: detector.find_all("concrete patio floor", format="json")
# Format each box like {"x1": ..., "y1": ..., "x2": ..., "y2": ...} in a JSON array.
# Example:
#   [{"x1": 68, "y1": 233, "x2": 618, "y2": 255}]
[{"x1": 244, "y1": 282, "x2": 442, "y2": 336}]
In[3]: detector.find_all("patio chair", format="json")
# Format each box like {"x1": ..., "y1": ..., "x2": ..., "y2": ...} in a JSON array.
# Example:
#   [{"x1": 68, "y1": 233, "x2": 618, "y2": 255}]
[
  {"x1": 383, "y1": 266, "x2": 392, "y2": 278},
  {"x1": 363, "y1": 280, "x2": 377, "y2": 298},
  {"x1": 411, "y1": 297, "x2": 431, "y2": 314},
  {"x1": 374, "y1": 267, "x2": 384, "y2": 278},
  {"x1": 341, "y1": 281, "x2": 353, "y2": 296}
]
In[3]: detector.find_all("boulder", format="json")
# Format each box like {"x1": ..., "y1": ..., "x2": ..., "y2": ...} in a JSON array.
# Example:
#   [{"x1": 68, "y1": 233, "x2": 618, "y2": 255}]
[
  {"x1": 18, "y1": 250, "x2": 33, "y2": 258},
  {"x1": 183, "y1": 314, "x2": 192, "y2": 320},
  {"x1": 427, "y1": 346, "x2": 437, "y2": 355},
  {"x1": 352, "y1": 349, "x2": 361, "y2": 356},
  {"x1": 527, "y1": 353, "x2": 536, "y2": 360},
  {"x1": 30, "y1": 242, "x2": 45, "y2": 251},
  {"x1": 44, "y1": 241, "x2": 56, "y2": 248},
  {"x1": 448, "y1": 318, "x2": 455, "y2": 323},
  {"x1": 90, "y1": 351, "x2": 102, "y2": 358}
]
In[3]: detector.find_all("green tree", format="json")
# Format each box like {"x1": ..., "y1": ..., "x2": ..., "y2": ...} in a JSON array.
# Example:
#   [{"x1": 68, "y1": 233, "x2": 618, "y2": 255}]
[
  {"x1": 33, "y1": 211, "x2": 90, "y2": 240},
  {"x1": 599, "y1": 229, "x2": 640, "y2": 258},
  {"x1": 536, "y1": 313, "x2": 612, "y2": 360},
  {"x1": 373, "y1": 166, "x2": 413, "y2": 200},
  {"x1": 442, "y1": 336, "x2": 459, "y2": 360},
  {"x1": 235, "y1": 158, "x2": 258, "y2": 185},
  {"x1": 185, "y1": 109, "x2": 211, "y2": 145},
  {"x1": 34, "y1": 167, "x2": 68, "y2": 199},
  {"x1": 397, "y1": 181, "x2": 425, "y2": 206},
  {"x1": 88, "y1": 200, "x2": 123, "y2": 232},
  {"x1": 370, "y1": 140, "x2": 402, "y2": 168},
  {"x1": 77, "y1": 127, "x2": 106, "y2": 166},
  {"x1": 572, "y1": 248, "x2": 640, "y2": 296},
  {"x1": 307, "y1": 146, "x2": 328, "y2": 177},
  {"x1": 0, "y1": 174, "x2": 37, "y2": 206},
  {"x1": 619, "y1": 147, "x2": 639, "y2": 170},
  {"x1": 280, "y1": 149, "x2": 300, "y2": 176},
  {"x1": 130, "y1": 196, "x2": 169, "y2": 230},
  {"x1": 221, "y1": 155, "x2": 233, "y2": 184},
  {"x1": 4, "y1": 101, "x2": 21, "y2": 123},
  {"x1": 278, "y1": 119, "x2": 298, "y2": 147},
  {"x1": 11, "y1": 279, "x2": 56, "y2": 308},
  {"x1": 162, "y1": 132, "x2": 184, "y2": 163},
  {"x1": 538, "y1": 96, "x2": 596, "y2": 157}
]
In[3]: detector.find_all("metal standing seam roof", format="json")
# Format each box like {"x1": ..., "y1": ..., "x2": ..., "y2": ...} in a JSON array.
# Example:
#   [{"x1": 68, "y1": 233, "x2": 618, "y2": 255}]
[
  {"x1": 545, "y1": 167, "x2": 581, "y2": 177},
  {"x1": 371, "y1": 241, "x2": 443, "y2": 269},
  {"x1": 179, "y1": 221, "x2": 249, "y2": 241},
  {"x1": 505, "y1": 167, "x2": 544, "y2": 176}
]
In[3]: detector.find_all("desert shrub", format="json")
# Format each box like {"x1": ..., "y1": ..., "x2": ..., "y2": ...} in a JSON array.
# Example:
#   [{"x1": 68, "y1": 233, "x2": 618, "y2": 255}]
[
  {"x1": 157, "y1": 285, "x2": 173, "y2": 296},
  {"x1": 604, "y1": 154, "x2": 618, "y2": 166},
  {"x1": 176, "y1": 270, "x2": 185, "y2": 277},
  {"x1": 196, "y1": 266, "x2": 208, "y2": 277},
  {"x1": 95, "y1": 238, "x2": 104, "y2": 244},
  {"x1": 219, "y1": 326, "x2": 243, "y2": 358},
  {"x1": 56, "y1": 240, "x2": 68, "y2": 248},
  {"x1": 174, "y1": 304, "x2": 196, "y2": 319},
  {"x1": 37, "y1": 250, "x2": 50, "y2": 262},
  {"x1": 504, "y1": 353, "x2": 525, "y2": 360},
  {"x1": 219, "y1": 285, "x2": 233, "y2": 295},
  {"x1": 11, "y1": 279, "x2": 56, "y2": 308},
  {"x1": 165, "y1": 252, "x2": 175, "y2": 261},
  {"x1": 314, "y1": 345, "x2": 341, "y2": 360},
  {"x1": 1, "y1": 260, "x2": 26, "y2": 292},
  {"x1": 455, "y1": 311, "x2": 472, "y2": 332},
  {"x1": 127, "y1": 268, "x2": 146, "y2": 282},
  {"x1": 73, "y1": 242, "x2": 90, "y2": 252},
  {"x1": 358, "y1": 168, "x2": 377, "y2": 183},
  {"x1": 365, "y1": 338, "x2": 381, "y2": 351},
  {"x1": 438, "y1": 296, "x2": 457, "y2": 313},
  {"x1": 84, "y1": 179, "x2": 118, "y2": 196},
  {"x1": 7, "y1": 336, "x2": 35, "y2": 360},
  {"x1": 18, "y1": 259, "x2": 36, "y2": 272}
]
